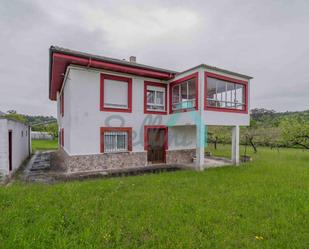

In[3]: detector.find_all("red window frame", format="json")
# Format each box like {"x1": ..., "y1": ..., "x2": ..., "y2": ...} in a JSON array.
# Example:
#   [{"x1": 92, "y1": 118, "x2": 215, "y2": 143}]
[
  {"x1": 144, "y1": 81, "x2": 167, "y2": 115},
  {"x1": 204, "y1": 72, "x2": 248, "y2": 114},
  {"x1": 169, "y1": 72, "x2": 199, "y2": 114},
  {"x1": 61, "y1": 128, "x2": 64, "y2": 147},
  {"x1": 100, "y1": 73, "x2": 132, "y2": 113},
  {"x1": 61, "y1": 92, "x2": 64, "y2": 117},
  {"x1": 100, "y1": 127, "x2": 132, "y2": 153}
]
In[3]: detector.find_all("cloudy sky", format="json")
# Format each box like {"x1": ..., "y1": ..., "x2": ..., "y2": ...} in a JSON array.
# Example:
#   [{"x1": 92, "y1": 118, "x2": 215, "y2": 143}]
[{"x1": 0, "y1": 0, "x2": 308, "y2": 116}]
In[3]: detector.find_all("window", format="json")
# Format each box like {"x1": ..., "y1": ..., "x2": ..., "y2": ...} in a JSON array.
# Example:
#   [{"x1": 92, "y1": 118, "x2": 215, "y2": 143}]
[
  {"x1": 144, "y1": 82, "x2": 167, "y2": 114},
  {"x1": 170, "y1": 73, "x2": 198, "y2": 113},
  {"x1": 100, "y1": 127, "x2": 132, "y2": 153},
  {"x1": 205, "y1": 72, "x2": 247, "y2": 112},
  {"x1": 100, "y1": 74, "x2": 132, "y2": 112}
]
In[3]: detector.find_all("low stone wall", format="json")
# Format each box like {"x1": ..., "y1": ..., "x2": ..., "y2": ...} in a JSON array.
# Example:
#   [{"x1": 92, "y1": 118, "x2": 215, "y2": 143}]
[
  {"x1": 166, "y1": 149, "x2": 195, "y2": 165},
  {"x1": 57, "y1": 148, "x2": 147, "y2": 173},
  {"x1": 56, "y1": 148, "x2": 195, "y2": 173}
]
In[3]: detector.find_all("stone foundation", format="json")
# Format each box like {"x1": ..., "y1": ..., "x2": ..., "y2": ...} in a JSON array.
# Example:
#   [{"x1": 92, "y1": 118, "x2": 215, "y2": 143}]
[
  {"x1": 166, "y1": 149, "x2": 195, "y2": 165},
  {"x1": 57, "y1": 148, "x2": 147, "y2": 173},
  {"x1": 56, "y1": 148, "x2": 195, "y2": 173}
]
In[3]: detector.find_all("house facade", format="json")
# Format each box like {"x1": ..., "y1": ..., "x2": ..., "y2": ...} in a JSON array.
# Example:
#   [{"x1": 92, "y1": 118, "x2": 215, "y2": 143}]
[
  {"x1": 0, "y1": 118, "x2": 31, "y2": 178},
  {"x1": 49, "y1": 46, "x2": 252, "y2": 173}
]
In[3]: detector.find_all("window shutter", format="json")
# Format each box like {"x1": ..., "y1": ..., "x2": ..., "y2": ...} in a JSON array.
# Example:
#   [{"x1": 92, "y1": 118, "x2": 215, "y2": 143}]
[{"x1": 104, "y1": 80, "x2": 128, "y2": 108}]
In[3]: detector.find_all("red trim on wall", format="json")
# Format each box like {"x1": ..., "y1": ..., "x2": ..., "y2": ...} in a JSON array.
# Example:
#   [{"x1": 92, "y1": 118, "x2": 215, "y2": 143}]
[
  {"x1": 204, "y1": 72, "x2": 249, "y2": 114},
  {"x1": 61, "y1": 128, "x2": 64, "y2": 147},
  {"x1": 100, "y1": 73, "x2": 132, "y2": 113},
  {"x1": 100, "y1": 127, "x2": 132, "y2": 153},
  {"x1": 169, "y1": 72, "x2": 199, "y2": 114},
  {"x1": 50, "y1": 52, "x2": 174, "y2": 100},
  {"x1": 143, "y1": 81, "x2": 167, "y2": 115},
  {"x1": 61, "y1": 92, "x2": 64, "y2": 117}
]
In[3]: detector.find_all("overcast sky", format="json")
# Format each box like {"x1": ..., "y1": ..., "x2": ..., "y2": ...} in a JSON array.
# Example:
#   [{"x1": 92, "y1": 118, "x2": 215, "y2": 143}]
[{"x1": 0, "y1": 0, "x2": 308, "y2": 116}]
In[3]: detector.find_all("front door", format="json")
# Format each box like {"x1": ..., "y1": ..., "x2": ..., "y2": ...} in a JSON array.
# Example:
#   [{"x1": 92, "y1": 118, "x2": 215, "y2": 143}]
[
  {"x1": 8, "y1": 130, "x2": 12, "y2": 171},
  {"x1": 147, "y1": 128, "x2": 166, "y2": 164}
]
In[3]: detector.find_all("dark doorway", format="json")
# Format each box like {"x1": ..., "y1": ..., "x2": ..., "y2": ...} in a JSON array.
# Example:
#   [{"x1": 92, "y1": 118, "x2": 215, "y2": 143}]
[
  {"x1": 147, "y1": 128, "x2": 167, "y2": 164},
  {"x1": 8, "y1": 130, "x2": 12, "y2": 171}
]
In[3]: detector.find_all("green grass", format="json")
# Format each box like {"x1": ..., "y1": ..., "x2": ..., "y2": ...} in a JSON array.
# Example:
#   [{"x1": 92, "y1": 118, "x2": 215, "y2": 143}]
[
  {"x1": 32, "y1": 139, "x2": 58, "y2": 152},
  {"x1": 0, "y1": 146, "x2": 308, "y2": 248}
]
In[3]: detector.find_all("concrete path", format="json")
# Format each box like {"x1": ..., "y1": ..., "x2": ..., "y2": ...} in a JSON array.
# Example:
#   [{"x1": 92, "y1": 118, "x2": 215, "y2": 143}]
[{"x1": 23, "y1": 151, "x2": 61, "y2": 184}]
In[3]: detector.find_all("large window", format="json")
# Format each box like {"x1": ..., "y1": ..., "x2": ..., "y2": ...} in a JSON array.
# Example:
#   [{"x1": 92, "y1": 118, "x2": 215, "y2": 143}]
[
  {"x1": 100, "y1": 127, "x2": 132, "y2": 153},
  {"x1": 144, "y1": 82, "x2": 167, "y2": 114},
  {"x1": 206, "y1": 75, "x2": 246, "y2": 111},
  {"x1": 100, "y1": 74, "x2": 132, "y2": 112},
  {"x1": 170, "y1": 73, "x2": 198, "y2": 112}
]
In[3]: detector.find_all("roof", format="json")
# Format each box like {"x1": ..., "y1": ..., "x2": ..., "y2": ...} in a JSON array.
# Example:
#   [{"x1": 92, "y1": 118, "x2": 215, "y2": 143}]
[
  {"x1": 49, "y1": 46, "x2": 253, "y2": 101},
  {"x1": 49, "y1": 46, "x2": 177, "y2": 100},
  {"x1": 177, "y1": 64, "x2": 253, "y2": 80},
  {"x1": 0, "y1": 117, "x2": 30, "y2": 126}
]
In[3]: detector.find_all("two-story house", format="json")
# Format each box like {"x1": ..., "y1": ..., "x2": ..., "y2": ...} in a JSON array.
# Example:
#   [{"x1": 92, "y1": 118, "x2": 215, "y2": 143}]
[{"x1": 49, "y1": 46, "x2": 252, "y2": 173}]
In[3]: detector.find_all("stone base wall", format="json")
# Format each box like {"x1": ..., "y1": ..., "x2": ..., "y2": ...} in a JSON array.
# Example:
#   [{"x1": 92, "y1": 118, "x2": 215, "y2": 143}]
[
  {"x1": 56, "y1": 148, "x2": 195, "y2": 173},
  {"x1": 57, "y1": 148, "x2": 147, "y2": 173},
  {"x1": 166, "y1": 149, "x2": 195, "y2": 165}
]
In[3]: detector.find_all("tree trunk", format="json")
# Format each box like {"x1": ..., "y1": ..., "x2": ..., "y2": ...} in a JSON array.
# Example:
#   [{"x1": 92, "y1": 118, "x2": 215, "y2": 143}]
[{"x1": 249, "y1": 137, "x2": 257, "y2": 153}]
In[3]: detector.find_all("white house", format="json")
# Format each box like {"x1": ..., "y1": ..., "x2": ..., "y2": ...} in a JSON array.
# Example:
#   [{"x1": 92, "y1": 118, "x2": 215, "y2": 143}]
[
  {"x1": 49, "y1": 46, "x2": 252, "y2": 173},
  {"x1": 0, "y1": 118, "x2": 31, "y2": 178}
]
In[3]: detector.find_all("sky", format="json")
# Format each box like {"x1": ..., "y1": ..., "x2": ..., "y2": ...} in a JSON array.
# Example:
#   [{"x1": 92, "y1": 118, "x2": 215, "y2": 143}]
[{"x1": 0, "y1": 0, "x2": 309, "y2": 117}]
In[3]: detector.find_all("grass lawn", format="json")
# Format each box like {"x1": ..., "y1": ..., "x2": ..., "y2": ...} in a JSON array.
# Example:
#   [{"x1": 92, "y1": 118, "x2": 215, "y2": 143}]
[
  {"x1": 0, "y1": 146, "x2": 308, "y2": 248},
  {"x1": 31, "y1": 139, "x2": 58, "y2": 152}
]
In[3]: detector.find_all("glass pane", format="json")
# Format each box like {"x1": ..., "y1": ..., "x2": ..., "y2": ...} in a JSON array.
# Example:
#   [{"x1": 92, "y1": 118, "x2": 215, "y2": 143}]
[
  {"x1": 207, "y1": 78, "x2": 217, "y2": 107},
  {"x1": 181, "y1": 82, "x2": 187, "y2": 102},
  {"x1": 188, "y1": 79, "x2": 196, "y2": 100},
  {"x1": 147, "y1": 90, "x2": 155, "y2": 104},
  {"x1": 235, "y1": 84, "x2": 245, "y2": 110},
  {"x1": 226, "y1": 82, "x2": 235, "y2": 108},
  {"x1": 104, "y1": 133, "x2": 116, "y2": 152},
  {"x1": 156, "y1": 91, "x2": 164, "y2": 105},
  {"x1": 172, "y1": 85, "x2": 180, "y2": 104},
  {"x1": 117, "y1": 133, "x2": 127, "y2": 150}
]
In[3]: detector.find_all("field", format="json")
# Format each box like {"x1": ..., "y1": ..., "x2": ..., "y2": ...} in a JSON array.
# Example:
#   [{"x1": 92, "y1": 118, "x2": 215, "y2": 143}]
[
  {"x1": 31, "y1": 139, "x2": 58, "y2": 152},
  {"x1": 0, "y1": 145, "x2": 308, "y2": 248}
]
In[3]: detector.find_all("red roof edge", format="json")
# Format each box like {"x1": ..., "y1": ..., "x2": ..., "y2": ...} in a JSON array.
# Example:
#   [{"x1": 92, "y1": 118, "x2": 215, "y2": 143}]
[{"x1": 49, "y1": 48, "x2": 175, "y2": 100}]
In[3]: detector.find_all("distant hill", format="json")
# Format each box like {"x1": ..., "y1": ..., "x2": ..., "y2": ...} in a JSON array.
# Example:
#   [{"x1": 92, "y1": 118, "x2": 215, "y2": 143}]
[
  {"x1": 250, "y1": 108, "x2": 309, "y2": 127},
  {"x1": 23, "y1": 115, "x2": 57, "y2": 125}
]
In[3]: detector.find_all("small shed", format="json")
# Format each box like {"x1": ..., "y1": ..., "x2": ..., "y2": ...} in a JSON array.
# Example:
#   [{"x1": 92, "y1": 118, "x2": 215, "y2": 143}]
[{"x1": 0, "y1": 118, "x2": 31, "y2": 178}]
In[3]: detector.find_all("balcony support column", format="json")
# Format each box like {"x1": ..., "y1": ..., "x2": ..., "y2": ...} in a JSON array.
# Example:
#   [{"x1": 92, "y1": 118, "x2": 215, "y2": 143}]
[{"x1": 231, "y1": 125, "x2": 240, "y2": 165}]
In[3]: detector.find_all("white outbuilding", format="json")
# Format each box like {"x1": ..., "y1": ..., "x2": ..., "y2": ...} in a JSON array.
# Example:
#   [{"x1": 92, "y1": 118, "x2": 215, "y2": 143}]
[{"x1": 0, "y1": 118, "x2": 31, "y2": 178}]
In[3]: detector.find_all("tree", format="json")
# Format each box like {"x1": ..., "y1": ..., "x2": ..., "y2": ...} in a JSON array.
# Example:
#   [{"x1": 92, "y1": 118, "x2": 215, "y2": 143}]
[{"x1": 280, "y1": 117, "x2": 309, "y2": 149}]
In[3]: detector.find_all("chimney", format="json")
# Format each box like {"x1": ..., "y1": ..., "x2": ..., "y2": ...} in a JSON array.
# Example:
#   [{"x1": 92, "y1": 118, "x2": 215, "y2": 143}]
[{"x1": 129, "y1": 56, "x2": 136, "y2": 63}]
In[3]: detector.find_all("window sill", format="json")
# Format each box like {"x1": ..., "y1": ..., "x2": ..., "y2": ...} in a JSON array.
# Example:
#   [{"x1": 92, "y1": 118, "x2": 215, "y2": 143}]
[
  {"x1": 205, "y1": 106, "x2": 248, "y2": 114},
  {"x1": 170, "y1": 108, "x2": 197, "y2": 114},
  {"x1": 100, "y1": 107, "x2": 132, "y2": 113},
  {"x1": 102, "y1": 151, "x2": 131, "y2": 154},
  {"x1": 145, "y1": 109, "x2": 167, "y2": 115}
]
